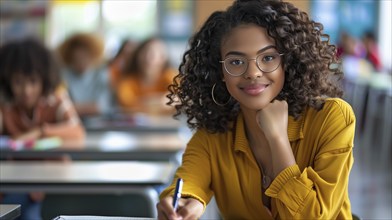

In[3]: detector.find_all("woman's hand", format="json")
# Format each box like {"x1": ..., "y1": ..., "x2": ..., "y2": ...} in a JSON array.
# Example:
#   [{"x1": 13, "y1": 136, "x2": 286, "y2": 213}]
[
  {"x1": 14, "y1": 127, "x2": 42, "y2": 141},
  {"x1": 157, "y1": 196, "x2": 204, "y2": 220},
  {"x1": 256, "y1": 100, "x2": 288, "y2": 141}
]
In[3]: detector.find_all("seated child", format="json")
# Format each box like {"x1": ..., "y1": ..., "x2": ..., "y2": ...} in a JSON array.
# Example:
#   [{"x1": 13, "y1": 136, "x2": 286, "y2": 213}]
[{"x1": 0, "y1": 38, "x2": 85, "y2": 220}]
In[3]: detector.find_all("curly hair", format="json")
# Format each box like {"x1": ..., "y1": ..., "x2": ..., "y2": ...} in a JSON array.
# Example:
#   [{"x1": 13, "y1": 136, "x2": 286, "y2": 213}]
[
  {"x1": 0, "y1": 38, "x2": 61, "y2": 101},
  {"x1": 168, "y1": 0, "x2": 343, "y2": 133},
  {"x1": 57, "y1": 33, "x2": 104, "y2": 66}
]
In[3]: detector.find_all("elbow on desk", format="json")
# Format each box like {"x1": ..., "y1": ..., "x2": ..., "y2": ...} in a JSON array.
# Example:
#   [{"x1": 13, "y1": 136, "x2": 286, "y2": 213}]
[{"x1": 43, "y1": 123, "x2": 86, "y2": 144}]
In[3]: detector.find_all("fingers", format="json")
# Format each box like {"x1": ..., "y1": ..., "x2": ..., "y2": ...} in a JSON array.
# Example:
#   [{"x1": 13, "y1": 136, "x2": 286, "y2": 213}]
[
  {"x1": 177, "y1": 198, "x2": 204, "y2": 220},
  {"x1": 157, "y1": 196, "x2": 177, "y2": 220},
  {"x1": 157, "y1": 197, "x2": 203, "y2": 220}
]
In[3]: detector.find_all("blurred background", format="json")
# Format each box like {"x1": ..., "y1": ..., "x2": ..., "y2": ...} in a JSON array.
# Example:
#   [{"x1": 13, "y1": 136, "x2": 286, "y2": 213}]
[{"x1": 0, "y1": 0, "x2": 391, "y2": 220}]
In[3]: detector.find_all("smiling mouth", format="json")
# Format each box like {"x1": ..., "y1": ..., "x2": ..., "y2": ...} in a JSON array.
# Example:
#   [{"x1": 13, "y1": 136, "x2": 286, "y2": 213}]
[{"x1": 241, "y1": 84, "x2": 269, "y2": 95}]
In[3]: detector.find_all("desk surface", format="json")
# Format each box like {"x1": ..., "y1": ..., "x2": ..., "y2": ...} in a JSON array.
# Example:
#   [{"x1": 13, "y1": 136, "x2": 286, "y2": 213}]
[
  {"x1": 0, "y1": 131, "x2": 190, "y2": 161},
  {"x1": 83, "y1": 114, "x2": 181, "y2": 132},
  {"x1": 54, "y1": 216, "x2": 155, "y2": 220},
  {"x1": 0, "y1": 204, "x2": 21, "y2": 220},
  {"x1": 0, "y1": 161, "x2": 175, "y2": 193}
]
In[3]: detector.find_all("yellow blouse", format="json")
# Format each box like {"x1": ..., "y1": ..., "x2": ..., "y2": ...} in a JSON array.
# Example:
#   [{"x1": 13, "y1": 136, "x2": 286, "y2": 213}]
[{"x1": 160, "y1": 98, "x2": 355, "y2": 219}]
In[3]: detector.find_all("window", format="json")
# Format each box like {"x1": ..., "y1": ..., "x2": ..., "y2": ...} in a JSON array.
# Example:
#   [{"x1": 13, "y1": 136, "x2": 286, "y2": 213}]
[{"x1": 48, "y1": 0, "x2": 157, "y2": 58}]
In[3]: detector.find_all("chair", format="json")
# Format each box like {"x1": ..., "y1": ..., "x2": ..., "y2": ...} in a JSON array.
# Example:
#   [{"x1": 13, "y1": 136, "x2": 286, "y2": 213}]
[
  {"x1": 342, "y1": 78, "x2": 369, "y2": 143},
  {"x1": 352, "y1": 213, "x2": 361, "y2": 220},
  {"x1": 360, "y1": 85, "x2": 391, "y2": 159},
  {"x1": 381, "y1": 90, "x2": 392, "y2": 164},
  {"x1": 41, "y1": 187, "x2": 158, "y2": 220}
]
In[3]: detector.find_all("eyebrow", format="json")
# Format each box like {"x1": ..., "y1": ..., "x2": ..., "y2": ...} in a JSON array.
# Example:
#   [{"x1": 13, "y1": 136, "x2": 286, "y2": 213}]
[{"x1": 224, "y1": 45, "x2": 277, "y2": 57}]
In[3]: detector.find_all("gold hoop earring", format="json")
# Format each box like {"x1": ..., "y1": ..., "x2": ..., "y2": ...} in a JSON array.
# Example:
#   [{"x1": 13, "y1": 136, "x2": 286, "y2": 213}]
[{"x1": 211, "y1": 83, "x2": 231, "y2": 106}]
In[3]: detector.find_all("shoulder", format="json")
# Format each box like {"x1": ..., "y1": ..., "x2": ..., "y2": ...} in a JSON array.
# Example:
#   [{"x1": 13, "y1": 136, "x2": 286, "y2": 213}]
[
  {"x1": 301, "y1": 98, "x2": 355, "y2": 149},
  {"x1": 162, "y1": 68, "x2": 177, "y2": 81},
  {"x1": 117, "y1": 76, "x2": 138, "y2": 89},
  {"x1": 189, "y1": 128, "x2": 228, "y2": 146},
  {"x1": 318, "y1": 98, "x2": 355, "y2": 126},
  {"x1": 188, "y1": 117, "x2": 238, "y2": 152}
]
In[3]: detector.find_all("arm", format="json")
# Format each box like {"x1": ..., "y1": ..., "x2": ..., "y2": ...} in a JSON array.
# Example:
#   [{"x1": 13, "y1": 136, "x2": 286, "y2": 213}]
[
  {"x1": 157, "y1": 130, "x2": 212, "y2": 219},
  {"x1": 256, "y1": 100, "x2": 295, "y2": 178},
  {"x1": 261, "y1": 100, "x2": 355, "y2": 219},
  {"x1": 96, "y1": 67, "x2": 114, "y2": 115},
  {"x1": 45, "y1": 90, "x2": 85, "y2": 140},
  {"x1": 74, "y1": 103, "x2": 100, "y2": 116}
]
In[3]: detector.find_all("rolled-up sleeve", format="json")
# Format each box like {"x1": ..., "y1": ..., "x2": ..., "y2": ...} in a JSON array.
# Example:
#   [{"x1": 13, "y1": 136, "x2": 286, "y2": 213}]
[{"x1": 159, "y1": 130, "x2": 214, "y2": 209}]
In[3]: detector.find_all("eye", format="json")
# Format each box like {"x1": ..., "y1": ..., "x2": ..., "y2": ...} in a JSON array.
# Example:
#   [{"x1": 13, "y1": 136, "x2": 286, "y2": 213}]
[
  {"x1": 227, "y1": 57, "x2": 245, "y2": 66},
  {"x1": 261, "y1": 54, "x2": 278, "y2": 62}
]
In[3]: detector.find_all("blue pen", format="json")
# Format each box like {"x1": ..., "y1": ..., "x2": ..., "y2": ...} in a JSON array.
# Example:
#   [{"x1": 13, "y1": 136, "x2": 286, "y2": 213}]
[{"x1": 172, "y1": 178, "x2": 183, "y2": 211}]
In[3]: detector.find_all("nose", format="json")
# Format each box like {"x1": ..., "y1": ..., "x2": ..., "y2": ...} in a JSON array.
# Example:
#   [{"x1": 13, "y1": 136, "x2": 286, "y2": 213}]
[{"x1": 243, "y1": 59, "x2": 262, "y2": 79}]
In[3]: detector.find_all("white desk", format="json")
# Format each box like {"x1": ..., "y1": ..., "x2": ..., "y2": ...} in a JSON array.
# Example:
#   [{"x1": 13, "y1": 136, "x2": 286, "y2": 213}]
[
  {"x1": 0, "y1": 161, "x2": 175, "y2": 193},
  {"x1": 0, "y1": 131, "x2": 190, "y2": 162},
  {"x1": 54, "y1": 216, "x2": 155, "y2": 220},
  {"x1": 83, "y1": 114, "x2": 182, "y2": 133},
  {"x1": 0, "y1": 204, "x2": 21, "y2": 220}
]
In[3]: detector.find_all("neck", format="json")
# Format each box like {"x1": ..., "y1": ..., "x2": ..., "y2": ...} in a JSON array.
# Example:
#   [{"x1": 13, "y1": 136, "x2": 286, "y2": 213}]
[{"x1": 241, "y1": 107, "x2": 265, "y2": 144}]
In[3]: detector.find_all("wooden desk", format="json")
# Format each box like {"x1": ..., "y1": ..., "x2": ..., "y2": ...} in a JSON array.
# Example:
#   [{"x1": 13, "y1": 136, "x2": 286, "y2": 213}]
[
  {"x1": 0, "y1": 161, "x2": 175, "y2": 193},
  {"x1": 0, "y1": 204, "x2": 21, "y2": 220},
  {"x1": 0, "y1": 131, "x2": 189, "y2": 162}
]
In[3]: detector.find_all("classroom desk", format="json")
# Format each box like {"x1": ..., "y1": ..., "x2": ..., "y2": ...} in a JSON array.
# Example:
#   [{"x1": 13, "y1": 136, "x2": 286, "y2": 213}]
[
  {"x1": 0, "y1": 161, "x2": 176, "y2": 218},
  {"x1": 0, "y1": 131, "x2": 189, "y2": 162},
  {"x1": 0, "y1": 161, "x2": 175, "y2": 193},
  {"x1": 0, "y1": 204, "x2": 21, "y2": 220},
  {"x1": 53, "y1": 216, "x2": 154, "y2": 220},
  {"x1": 82, "y1": 114, "x2": 182, "y2": 133}
]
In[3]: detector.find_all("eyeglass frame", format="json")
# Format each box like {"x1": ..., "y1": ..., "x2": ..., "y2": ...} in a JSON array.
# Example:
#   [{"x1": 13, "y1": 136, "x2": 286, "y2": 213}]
[{"x1": 219, "y1": 52, "x2": 284, "y2": 77}]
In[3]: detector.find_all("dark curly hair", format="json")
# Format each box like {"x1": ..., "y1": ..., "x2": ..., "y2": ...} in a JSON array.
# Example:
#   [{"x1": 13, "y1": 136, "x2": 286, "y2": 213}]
[
  {"x1": 0, "y1": 38, "x2": 61, "y2": 101},
  {"x1": 168, "y1": 0, "x2": 343, "y2": 133}
]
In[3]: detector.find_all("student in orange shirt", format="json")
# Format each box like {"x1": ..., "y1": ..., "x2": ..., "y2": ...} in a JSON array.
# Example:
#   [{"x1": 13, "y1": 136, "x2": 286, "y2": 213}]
[
  {"x1": 107, "y1": 39, "x2": 137, "y2": 90},
  {"x1": 115, "y1": 37, "x2": 176, "y2": 114},
  {"x1": 157, "y1": 0, "x2": 355, "y2": 219},
  {"x1": 0, "y1": 39, "x2": 85, "y2": 220}
]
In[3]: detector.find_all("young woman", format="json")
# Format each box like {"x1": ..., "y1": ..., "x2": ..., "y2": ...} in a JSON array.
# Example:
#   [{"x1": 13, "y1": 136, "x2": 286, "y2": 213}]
[{"x1": 157, "y1": 0, "x2": 355, "y2": 219}]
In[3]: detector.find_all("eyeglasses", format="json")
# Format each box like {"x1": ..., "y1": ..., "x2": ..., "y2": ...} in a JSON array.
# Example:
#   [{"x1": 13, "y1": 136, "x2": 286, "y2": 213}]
[{"x1": 219, "y1": 52, "x2": 284, "y2": 76}]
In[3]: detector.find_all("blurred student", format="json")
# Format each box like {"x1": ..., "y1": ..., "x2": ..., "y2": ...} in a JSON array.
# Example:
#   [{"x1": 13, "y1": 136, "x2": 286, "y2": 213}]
[
  {"x1": 115, "y1": 37, "x2": 176, "y2": 114},
  {"x1": 0, "y1": 39, "x2": 85, "y2": 220},
  {"x1": 108, "y1": 39, "x2": 137, "y2": 90},
  {"x1": 0, "y1": 39, "x2": 85, "y2": 141},
  {"x1": 339, "y1": 32, "x2": 373, "y2": 80},
  {"x1": 362, "y1": 31, "x2": 382, "y2": 71},
  {"x1": 58, "y1": 33, "x2": 112, "y2": 117}
]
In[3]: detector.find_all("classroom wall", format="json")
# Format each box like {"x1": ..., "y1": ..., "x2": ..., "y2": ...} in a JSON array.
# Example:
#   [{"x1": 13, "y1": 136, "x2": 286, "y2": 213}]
[
  {"x1": 194, "y1": 0, "x2": 310, "y2": 31},
  {"x1": 194, "y1": 0, "x2": 233, "y2": 31}
]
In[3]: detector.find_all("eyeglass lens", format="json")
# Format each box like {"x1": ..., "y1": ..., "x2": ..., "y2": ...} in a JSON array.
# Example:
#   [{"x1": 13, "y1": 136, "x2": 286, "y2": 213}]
[{"x1": 223, "y1": 52, "x2": 282, "y2": 76}]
